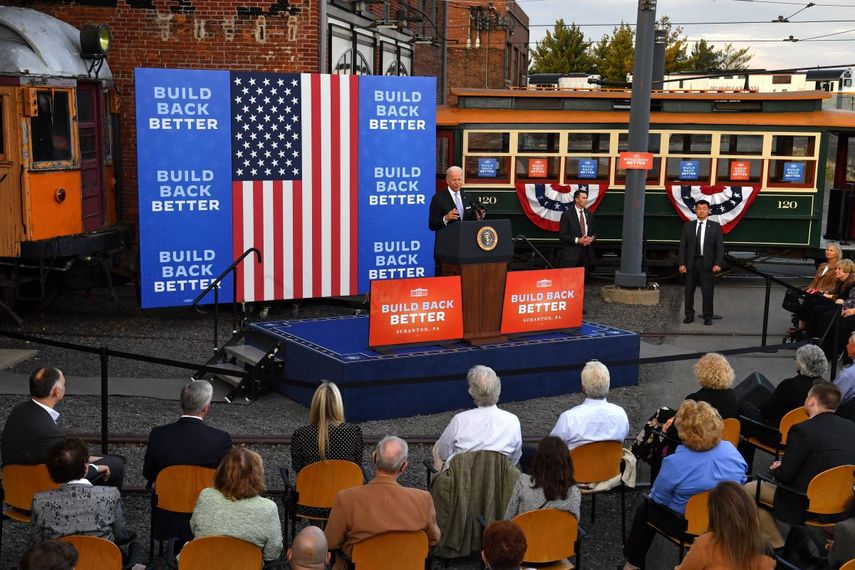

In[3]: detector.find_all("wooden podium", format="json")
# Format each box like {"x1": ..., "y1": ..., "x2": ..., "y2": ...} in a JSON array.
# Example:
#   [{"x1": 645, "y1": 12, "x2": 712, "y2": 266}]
[{"x1": 435, "y1": 220, "x2": 513, "y2": 345}]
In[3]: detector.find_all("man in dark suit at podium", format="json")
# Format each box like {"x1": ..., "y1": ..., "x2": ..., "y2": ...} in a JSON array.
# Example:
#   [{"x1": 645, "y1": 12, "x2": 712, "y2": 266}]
[
  {"x1": 558, "y1": 189, "x2": 595, "y2": 269},
  {"x1": 678, "y1": 199, "x2": 724, "y2": 326},
  {"x1": 429, "y1": 166, "x2": 484, "y2": 274}
]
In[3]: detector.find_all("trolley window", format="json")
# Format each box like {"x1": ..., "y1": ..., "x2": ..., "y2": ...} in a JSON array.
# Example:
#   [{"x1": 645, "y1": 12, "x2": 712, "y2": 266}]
[
  {"x1": 517, "y1": 132, "x2": 560, "y2": 153},
  {"x1": 567, "y1": 132, "x2": 609, "y2": 154},
  {"x1": 767, "y1": 159, "x2": 816, "y2": 187},
  {"x1": 467, "y1": 132, "x2": 510, "y2": 153},
  {"x1": 515, "y1": 156, "x2": 561, "y2": 182},
  {"x1": 30, "y1": 90, "x2": 73, "y2": 164},
  {"x1": 464, "y1": 155, "x2": 511, "y2": 184},
  {"x1": 668, "y1": 133, "x2": 711, "y2": 155},
  {"x1": 717, "y1": 158, "x2": 763, "y2": 184},
  {"x1": 719, "y1": 134, "x2": 763, "y2": 156},
  {"x1": 618, "y1": 133, "x2": 661, "y2": 153},
  {"x1": 564, "y1": 157, "x2": 610, "y2": 183},
  {"x1": 666, "y1": 158, "x2": 712, "y2": 184},
  {"x1": 771, "y1": 135, "x2": 815, "y2": 157},
  {"x1": 103, "y1": 90, "x2": 113, "y2": 163}
]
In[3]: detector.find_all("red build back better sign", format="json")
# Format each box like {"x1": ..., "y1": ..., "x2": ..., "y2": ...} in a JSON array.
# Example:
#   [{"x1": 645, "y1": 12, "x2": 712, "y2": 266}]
[
  {"x1": 500, "y1": 268, "x2": 584, "y2": 334},
  {"x1": 369, "y1": 276, "x2": 464, "y2": 347}
]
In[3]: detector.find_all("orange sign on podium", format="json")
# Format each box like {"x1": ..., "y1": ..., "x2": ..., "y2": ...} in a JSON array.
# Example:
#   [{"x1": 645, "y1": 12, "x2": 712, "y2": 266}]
[
  {"x1": 369, "y1": 276, "x2": 464, "y2": 347},
  {"x1": 500, "y1": 268, "x2": 584, "y2": 334}
]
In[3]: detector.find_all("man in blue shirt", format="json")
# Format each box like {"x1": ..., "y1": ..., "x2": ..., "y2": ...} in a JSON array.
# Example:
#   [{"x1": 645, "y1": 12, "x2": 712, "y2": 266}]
[{"x1": 833, "y1": 333, "x2": 855, "y2": 404}]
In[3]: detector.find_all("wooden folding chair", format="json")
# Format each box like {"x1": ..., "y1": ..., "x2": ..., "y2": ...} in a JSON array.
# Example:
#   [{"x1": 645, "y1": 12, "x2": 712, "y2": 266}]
[
  {"x1": 59, "y1": 535, "x2": 123, "y2": 570},
  {"x1": 350, "y1": 530, "x2": 429, "y2": 570},
  {"x1": 512, "y1": 508, "x2": 582, "y2": 569},
  {"x1": 149, "y1": 465, "x2": 215, "y2": 561},
  {"x1": 721, "y1": 417, "x2": 741, "y2": 447},
  {"x1": 739, "y1": 407, "x2": 808, "y2": 461},
  {"x1": 177, "y1": 535, "x2": 262, "y2": 570},
  {"x1": 645, "y1": 491, "x2": 710, "y2": 559},
  {"x1": 1, "y1": 464, "x2": 59, "y2": 560},
  {"x1": 839, "y1": 559, "x2": 855, "y2": 570},
  {"x1": 282, "y1": 460, "x2": 363, "y2": 540},
  {"x1": 757, "y1": 464, "x2": 855, "y2": 528},
  {"x1": 570, "y1": 440, "x2": 626, "y2": 541}
]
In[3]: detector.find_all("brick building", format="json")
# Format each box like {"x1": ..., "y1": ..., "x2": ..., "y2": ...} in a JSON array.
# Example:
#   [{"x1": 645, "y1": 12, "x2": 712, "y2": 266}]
[{"x1": 12, "y1": 0, "x2": 526, "y2": 224}]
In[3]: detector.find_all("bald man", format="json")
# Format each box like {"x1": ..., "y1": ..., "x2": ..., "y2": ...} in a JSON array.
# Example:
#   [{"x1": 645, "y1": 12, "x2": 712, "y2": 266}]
[{"x1": 288, "y1": 526, "x2": 329, "y2": 570}]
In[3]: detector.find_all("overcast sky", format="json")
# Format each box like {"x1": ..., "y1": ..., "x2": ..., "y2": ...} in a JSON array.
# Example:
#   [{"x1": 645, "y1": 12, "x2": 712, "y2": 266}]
[{"x1": 517, "y1": 0, "x2": 855, "y2": 71}]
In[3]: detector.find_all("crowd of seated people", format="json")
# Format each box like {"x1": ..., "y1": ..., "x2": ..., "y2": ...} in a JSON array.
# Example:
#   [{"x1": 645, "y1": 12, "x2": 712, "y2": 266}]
[
  {"x1": 804, "y1": 258, "x2": 855, "y2": 355},
  {"x1": 4, "y1": 359, "x2": 854, "y2": 570},
  {"x1": 789, "y1": 243, "x2": 844, "y2": 337}
]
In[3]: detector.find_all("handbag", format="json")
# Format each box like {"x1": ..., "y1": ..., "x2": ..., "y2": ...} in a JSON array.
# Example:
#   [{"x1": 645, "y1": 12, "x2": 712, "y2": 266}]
[{"x1": 782, "y1": 289, "x2": 805, "y2": 313}]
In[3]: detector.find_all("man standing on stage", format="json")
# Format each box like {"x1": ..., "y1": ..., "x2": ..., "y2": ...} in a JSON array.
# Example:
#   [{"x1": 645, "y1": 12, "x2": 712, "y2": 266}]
[
  {"x1": 429, "y1": 166, "x2": 484, "y2": 274},
  {"x1": 678, "y1": 199, "x2": 724, "y2": 326},
  {"x1": 558, "y1": 189, "x2": 595, "y2": 269}
]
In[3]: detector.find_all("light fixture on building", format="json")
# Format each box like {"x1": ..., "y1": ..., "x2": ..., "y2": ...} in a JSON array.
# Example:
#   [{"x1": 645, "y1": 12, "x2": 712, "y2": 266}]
[
  {"x1": 79, "y1": 24, "x2": 112, "y2": 78},
  {"x1": 351, "y1": 0, "x2": 385, "y2": 16}
]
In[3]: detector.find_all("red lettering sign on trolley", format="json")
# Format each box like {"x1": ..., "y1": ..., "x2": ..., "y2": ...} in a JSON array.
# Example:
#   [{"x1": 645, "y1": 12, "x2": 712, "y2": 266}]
[
  {"x1": 369, "y1": 276, "x2": 464, "y2": 347},
  {"x1": 528, "y1": 158, "x2": 548, "y2": 178},
  {"x1": 730, "y1": 160, "x2": 751, "y2": 181},
  {"x1": 500, "y1": 268, "x2": 584, "y2": 334},
  {"x1": 619, "y1": 151, "x2": 654, "y2": 170}
]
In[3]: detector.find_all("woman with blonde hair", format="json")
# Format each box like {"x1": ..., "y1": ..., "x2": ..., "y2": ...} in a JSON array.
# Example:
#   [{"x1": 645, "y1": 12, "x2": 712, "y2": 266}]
[
  {"x1": 676, "y1": 481, "x2": 774, "y2": 569},
  {"x1": 291, "y1": 381, "x2": 363, "y2": 473},
  {"x1": 621, "y1": 401, "x2": 748, "y2": 570},
  {"x1": 190, "y1": 447, "x2": 283, "y2": 561}
]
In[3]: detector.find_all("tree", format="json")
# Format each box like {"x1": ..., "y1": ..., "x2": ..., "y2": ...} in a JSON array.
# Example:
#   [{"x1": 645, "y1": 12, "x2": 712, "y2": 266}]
[
  {"x1": 687, "y1": 39, "x2": 720, "y2": 71},
  {"x1": 529, "y1": 19, "x2": 592, "y2": 74},
  {"x1": 717, "y1": 43, "x2": 752, "y2": 70},
  {"x1": 591, "y1": 23, "x2": 635, "y2": 83},
  {"x1": 659, "y1": 16, "x2": 691, "y2": 73}
]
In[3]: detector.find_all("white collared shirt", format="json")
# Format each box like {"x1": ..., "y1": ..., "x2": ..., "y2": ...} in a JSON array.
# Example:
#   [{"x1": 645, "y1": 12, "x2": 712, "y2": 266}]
[
  {"x1": 697, "y1": 219, "x2": 706, "y2": 252},
  {"x1": 448, "y1": 187, "x2": 464, "y2": 217},
  {"x1": 436, "y1": 405, "x2": 522, "y2": 468},
  {"x1": 180, "y1": 415, "x2": 205, "y2": 421},
  {"x1": 66, "y1": 477, "x2": 93, "y2": 486},
  {"x1": 32, "y1": 399, "x2": 60, "y2": 423},
  {"x1": 549, "y1": 398, "x2": 630, "y2": 450}
]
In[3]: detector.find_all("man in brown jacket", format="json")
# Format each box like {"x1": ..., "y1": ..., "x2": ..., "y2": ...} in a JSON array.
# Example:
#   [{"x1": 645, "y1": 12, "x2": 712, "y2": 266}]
[{"x1": 325, "y1": 435, "x2": 440, "y2": 569}]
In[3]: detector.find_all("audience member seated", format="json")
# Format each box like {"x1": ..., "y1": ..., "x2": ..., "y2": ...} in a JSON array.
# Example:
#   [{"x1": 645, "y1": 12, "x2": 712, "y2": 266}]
[
  {"x1": 189, "y1": 447, "x2": 283, "y2": 562},
  {"x1": 805, "y1": 259, "x2": 855, "y2": 354},
  {"x1": 833, "y1": 333, "x2": 855, "y2": 406},
  {"x1": 676, "y1": 481, "x2": 774, "y2": 570},
  {"x1": 31, "y1": 438, "x2": 132, "y2": 543},
  {"x1": 621, "y1": 400, "x2": 748, "y2": 570},
  {"x1": 291, "y1": 381, "x2": 363, "y2": 473},
  {"x1": 287, "y1": 526, "x2": 330, "y2": 570},
  {"x1": 481, "y1": 520, "x2": 527, "y2": 570},
  {"x1": 739, "y1": 344, "x2": 828, "y2": 464},
  {"x1": 684, "y1": 353, "x2": 739, "y2": 419},
  {"x1": 1, "y1": 367, "x2": 124, "y2": 487},
  {"x1": 325, "y1": 436, "x2": 440, "y2": 570},
  {"x1": 144, "y1": 379, "x2": 232, "y2": 544},
  {"x1": 790, "y1": 243, "x2": 843, "y2": 335},
  {"x1": 433, "y1": 365, "x2": 522, "y2": 471},
  {"x1": 19, "y1": 539, "x2": 78, "y2": 570},
  {"x1": 549, "y1": 360, "x2": 629, "y2": 451},
  {"x1": 504, "y1": 436, "x2": 580, "y2": 521},
  {"x1": 743, "y1": 383, "x2": 855, "y2": 549}
]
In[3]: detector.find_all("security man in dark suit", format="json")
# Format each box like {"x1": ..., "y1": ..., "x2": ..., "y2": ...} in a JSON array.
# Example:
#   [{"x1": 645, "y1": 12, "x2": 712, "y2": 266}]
[
  {"x1": 558, "y1": 189, "x2": 595, "y2": 269},
  {"x1": 144, "y1": 379, "x2": 232, "y2": 544},
  {"x1": 745, "y1": 383, "x2": 855, "y2": 548},
  {"x1": 428, "y1": 166, "x2": 484, "y2": 274},
  {"x1": 678, "y1": 199, "x2": 724, "y2": 326},
  {"x1": 1, "y1": 367, "x2": 124, "y2": 487}
]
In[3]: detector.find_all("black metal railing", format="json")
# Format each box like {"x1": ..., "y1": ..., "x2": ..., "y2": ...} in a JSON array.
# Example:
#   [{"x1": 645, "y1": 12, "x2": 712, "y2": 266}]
[
  {"x1": 513, "y1": 234, "x2": 554, "y2": 269},
  {"x1": 192, "y1": 247, "x2": 262, "y2": 353}
]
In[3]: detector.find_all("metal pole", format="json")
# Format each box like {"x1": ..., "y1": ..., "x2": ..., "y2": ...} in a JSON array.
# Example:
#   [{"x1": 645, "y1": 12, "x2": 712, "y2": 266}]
[
  {"x1": 831, "y1": 313, "x2": 841, "y2": 378},
  {"x1": 762, "y1": 276, "x2": 771, "y2": 347},
  {"x1": 615, "y1": 0, "x2": 657, "y2": 288},
  {"x1": 319, "y1": 0, "x2": 328, "y2": 73},
  {"x1": 99, "y1": 346, "x2": 109, "y2": 455}
]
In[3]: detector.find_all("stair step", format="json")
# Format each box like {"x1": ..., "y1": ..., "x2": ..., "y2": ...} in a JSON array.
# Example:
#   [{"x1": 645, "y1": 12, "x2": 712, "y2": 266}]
[
  {"x1": 208, "y1": 362, "x2": 246, "y2": 387},
  {"x1": 224, "y1": 344, "x2": 277, "y2": 366}
]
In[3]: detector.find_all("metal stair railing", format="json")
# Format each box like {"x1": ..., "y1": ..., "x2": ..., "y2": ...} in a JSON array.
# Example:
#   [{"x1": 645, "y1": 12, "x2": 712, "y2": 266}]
[{"x1": 513, "y1": 234, "x2": 554, "y2": 269}]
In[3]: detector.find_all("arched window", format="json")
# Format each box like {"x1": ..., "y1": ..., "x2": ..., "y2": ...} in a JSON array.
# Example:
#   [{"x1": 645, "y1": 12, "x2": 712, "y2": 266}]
[{"x1": 333, "y1": 49, "x2": 371, "y2": 75}]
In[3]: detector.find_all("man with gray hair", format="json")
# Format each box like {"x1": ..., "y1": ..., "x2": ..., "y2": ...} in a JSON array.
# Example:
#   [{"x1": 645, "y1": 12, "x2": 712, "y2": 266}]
[
  {"x1": 325, "y1": 436, "x2": 440, "y2": 570},
  {"x1": 143, "y1": 379, "x2": 232, "y2": 543},
  {"x1": 433, "y1": 365, "x2": 522, "y2": 470},
  {"x1": 550, "y1": 360, "x2": 629, "y2": 450},
  {"x1": 287, "y1": 526, "x2": 330, "y2": 570}
]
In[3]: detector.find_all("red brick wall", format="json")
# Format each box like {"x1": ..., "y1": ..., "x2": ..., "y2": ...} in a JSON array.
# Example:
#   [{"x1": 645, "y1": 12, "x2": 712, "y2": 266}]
[{"x1": 10, "y1": 0, "x2": 319, "y2": 225}]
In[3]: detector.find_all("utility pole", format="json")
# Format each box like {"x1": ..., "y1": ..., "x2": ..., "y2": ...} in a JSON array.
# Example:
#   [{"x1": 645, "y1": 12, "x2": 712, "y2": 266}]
[{"x1": 615, "y1": 0, "x2": 657, "y2": 288}]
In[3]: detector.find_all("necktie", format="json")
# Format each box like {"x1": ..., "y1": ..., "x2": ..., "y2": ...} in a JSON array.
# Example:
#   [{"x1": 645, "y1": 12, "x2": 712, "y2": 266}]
[
  {"x1": 453, "y1": 192, "x2": 463, "y2": 219},
  {"x1": 696, "y1": 222, "x2": 703, "y2": 256},
  {"x1": 578, "y1": 210, "x2": 586, "y2": 236}
]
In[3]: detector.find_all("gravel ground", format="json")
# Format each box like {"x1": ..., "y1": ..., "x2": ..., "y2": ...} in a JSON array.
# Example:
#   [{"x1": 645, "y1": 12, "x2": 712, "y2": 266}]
[{"x1": 0, "y1": 280, "x2": 689, "y2": 569}]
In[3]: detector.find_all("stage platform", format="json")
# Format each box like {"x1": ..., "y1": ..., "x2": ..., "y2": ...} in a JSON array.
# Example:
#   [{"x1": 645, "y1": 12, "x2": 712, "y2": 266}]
[{"x1": 247, "y1": 316, "x2": 640, "y2": 421}]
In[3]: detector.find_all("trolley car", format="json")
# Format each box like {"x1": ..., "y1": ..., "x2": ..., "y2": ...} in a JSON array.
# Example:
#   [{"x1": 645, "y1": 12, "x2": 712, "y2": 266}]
[
  {"x1": 436, "y1": 87, "x2": 855, "y2": 264},
  {"x1": 0, "y1": 7, "x2": 130, "y2": 310}
]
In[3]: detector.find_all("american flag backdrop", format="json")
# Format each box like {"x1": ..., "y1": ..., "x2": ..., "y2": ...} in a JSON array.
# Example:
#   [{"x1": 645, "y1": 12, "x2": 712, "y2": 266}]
[{"x1": 230, "y1": 72, "x2": 359, "y2": 301}]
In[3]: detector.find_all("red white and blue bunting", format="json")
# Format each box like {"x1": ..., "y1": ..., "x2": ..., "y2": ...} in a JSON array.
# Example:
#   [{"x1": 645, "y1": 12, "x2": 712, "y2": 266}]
[
  {"x1": 666, "y1": 184, "x2": 761, "y2": 235},
  {"x1": 515, "y1": 183, "x2": 608, "y2": 232}
]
